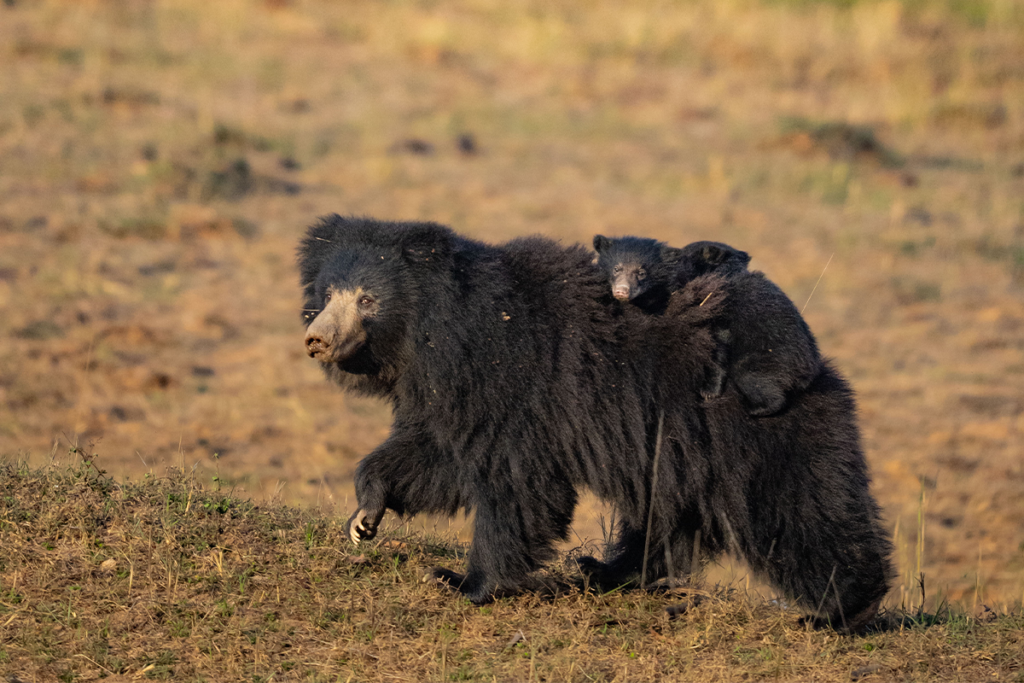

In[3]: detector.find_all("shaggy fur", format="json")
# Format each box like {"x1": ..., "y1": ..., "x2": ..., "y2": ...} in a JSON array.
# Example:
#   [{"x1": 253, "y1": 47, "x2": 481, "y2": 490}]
[
  {"x1": 581, "y1": 354, "x2": 893, "y2": 631},
  {"x1": 299, "y1": 215, "x2": 892, "y2": 631},
  {"x1": 594, "y1": 235, "x2": 822, "y2": 416}
]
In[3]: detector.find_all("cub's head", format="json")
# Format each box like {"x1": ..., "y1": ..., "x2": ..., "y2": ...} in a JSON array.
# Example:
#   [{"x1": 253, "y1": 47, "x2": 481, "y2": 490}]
[
  {"x1": 298, "y1": 215, "x2": 453, "y2": 383},
  {"x1": 592, "y1": 235, "x2": 682, "y2": 304},
  {"x1": 675, "y1": 241, "x2": 750, "y2": 284}
]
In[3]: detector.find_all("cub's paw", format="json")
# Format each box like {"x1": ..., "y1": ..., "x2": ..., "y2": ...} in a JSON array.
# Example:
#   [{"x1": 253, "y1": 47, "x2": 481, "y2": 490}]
[
  {"x1": 700, "y1": 386, "x2": 723, "y2": 402},
  {"x1": 700, "y1": 364, "x2": 727, "y2": 402},
  {"x1": 347, "y1": 508, "x2": 380, "y2": 544}
]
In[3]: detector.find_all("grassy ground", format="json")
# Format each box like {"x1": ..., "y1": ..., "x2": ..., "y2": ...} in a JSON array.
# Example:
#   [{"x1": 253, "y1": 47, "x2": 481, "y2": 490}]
[
  {"x1": 1, "y1": 460, "x2": 1021, "y2": 682},
  {"x1": 2, "y1": 0, "x2": 1024, "y2": 675}
]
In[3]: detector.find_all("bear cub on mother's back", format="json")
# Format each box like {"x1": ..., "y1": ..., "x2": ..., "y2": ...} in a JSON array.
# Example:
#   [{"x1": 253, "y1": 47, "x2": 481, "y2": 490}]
[{"x1": 593, "y1": 235, "x2": 822, "y2": 417}]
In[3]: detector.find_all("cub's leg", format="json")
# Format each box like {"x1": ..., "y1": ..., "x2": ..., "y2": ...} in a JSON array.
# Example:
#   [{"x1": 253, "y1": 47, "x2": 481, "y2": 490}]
[{"x1": 701, "y1": 328, "x2": 731, "y2": 401}]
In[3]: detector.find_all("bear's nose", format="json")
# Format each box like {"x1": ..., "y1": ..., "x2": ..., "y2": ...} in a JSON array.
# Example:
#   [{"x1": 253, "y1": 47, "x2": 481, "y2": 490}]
[
  {"x1": 612, "y1": 285, "x2": 630, "y2": 300},
  {"x1": 305, "y1": 331, "x2": 330, "y2": 357}
]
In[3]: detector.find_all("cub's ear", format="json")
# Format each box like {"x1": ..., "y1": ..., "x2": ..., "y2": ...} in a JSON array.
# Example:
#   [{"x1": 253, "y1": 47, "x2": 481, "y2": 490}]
[
  {"x1": 660, "y1": 246, "x2": 684, "y2": 264},
  {"x1": 702, "y1": 243, "x2": 751, "y2": 268},
  {"x1": 700, "y1": 244, "x2": 723, "y2": 264},
  {"x1": 700, "y1": 243, "x2": 737, "y2": 265},
  {"x1": 593, "y1": 234, "x2": 611, "y2": 253}
]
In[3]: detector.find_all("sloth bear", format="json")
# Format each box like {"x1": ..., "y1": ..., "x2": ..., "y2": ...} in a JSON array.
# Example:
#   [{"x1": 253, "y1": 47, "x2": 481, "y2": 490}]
[
  {"x1": 300, "y1": 215, "x2": 892, "y2": 631},
  {"x1": 593, "y1": 235, "x2": 822, "y2": 417}
]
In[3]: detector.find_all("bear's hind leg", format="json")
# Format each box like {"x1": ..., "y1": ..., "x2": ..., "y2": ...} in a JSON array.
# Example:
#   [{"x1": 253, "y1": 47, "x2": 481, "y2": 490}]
[
  {"x1": 578, "y1": 520, "x2": 693, "y2": 591},
  {"x1": 577, "y1": 521, "x2": 646, "y2": 590},
  {"x1": 732, "y1": 370, "x2": 788, "y2": 416},
  {"x1": 425, "y1": 481, "x2": 575, "y2": 604}
]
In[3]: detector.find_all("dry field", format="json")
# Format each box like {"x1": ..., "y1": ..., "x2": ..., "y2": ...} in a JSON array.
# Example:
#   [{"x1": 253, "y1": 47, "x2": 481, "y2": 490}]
[
  {"x1": 1, "y1": 463, "x2": 1021, "y2": 682},
  {"x1": 1, "y1": 0, "x2": 1024, "y2": 677}
]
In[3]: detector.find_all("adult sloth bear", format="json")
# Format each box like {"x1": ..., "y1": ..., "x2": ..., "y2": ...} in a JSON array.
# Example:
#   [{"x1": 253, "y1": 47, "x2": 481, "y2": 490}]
[{"x1": 299, "y1": 215, "x2": 892, "y2": 631}]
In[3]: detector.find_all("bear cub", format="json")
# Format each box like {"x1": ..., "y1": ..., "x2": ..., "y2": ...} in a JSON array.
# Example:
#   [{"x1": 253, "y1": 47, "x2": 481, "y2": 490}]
[
  {"x1": 593, "y1": 234, "x2": 822, "y2": 417},
  {"x1": 593, "y1": 235, "x2": 749, "y2": 311}
]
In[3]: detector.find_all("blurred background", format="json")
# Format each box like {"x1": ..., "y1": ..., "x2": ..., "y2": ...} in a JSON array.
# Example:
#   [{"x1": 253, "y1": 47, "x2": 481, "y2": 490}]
[{"x1": 1, "y1": 0, "x2": 1022, "y2": 609}]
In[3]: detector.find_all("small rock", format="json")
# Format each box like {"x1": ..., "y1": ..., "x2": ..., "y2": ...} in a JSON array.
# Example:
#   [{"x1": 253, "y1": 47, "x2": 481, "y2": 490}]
[
  {"x1": 665, "y1": 604, "x2": 688, "y2": 619},
  {"x1": 850, "y1": 664, "x2": 881, "y2": 681},
  {"x1": 457, "y1": 133, "x2": 478, "y2": 155},
  {"x1": 391, "y1": 138, "x2": 434, "y2": 155},
  {"x1": 504, "y1": 630, "x2": 525, "y2": 649},
  {"x1": 14, "y1": 320, "x2": 64, "y2": 340}
]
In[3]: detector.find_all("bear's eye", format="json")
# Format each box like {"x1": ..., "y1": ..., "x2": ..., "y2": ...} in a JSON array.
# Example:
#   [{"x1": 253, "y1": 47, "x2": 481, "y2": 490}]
[
  {"x1": 612, "y1": 265, "x2": 622, "y2": 274},
  {"x1": 358, "y1": 295, "x2": 376, "y2": 309},
  {"x1": 637, "y1": 268, "x2": 646, "y2": 280},
  {"x1": 324, "y1": 291, "x2": 332, "y2": 302}
]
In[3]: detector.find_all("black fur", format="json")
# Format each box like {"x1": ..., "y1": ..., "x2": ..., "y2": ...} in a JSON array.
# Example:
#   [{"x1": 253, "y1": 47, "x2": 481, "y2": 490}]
[
  {"x1": 594, "y1": 236, "x2": 821, "y2": 417},
  {"x1": 300, "y1": 215, "x2": 892, "y2": 630},
  {"x1": 592, "y1": 235, "x2": 682, "y2": 312},
  {"x1": 674, "y1": 240, "x2": 752, "y2": 282},
  {"x1": 583, "y1": 353, "x2": 893, "y2": 632}
]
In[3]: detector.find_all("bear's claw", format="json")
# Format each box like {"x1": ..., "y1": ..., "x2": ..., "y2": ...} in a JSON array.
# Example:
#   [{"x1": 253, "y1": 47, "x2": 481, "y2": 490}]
[{"x1": 347, "y1": 508, "x2": 378, "y2": 544}]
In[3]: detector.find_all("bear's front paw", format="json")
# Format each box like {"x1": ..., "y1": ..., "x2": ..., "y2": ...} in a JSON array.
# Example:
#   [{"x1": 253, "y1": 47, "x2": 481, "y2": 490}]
[{"x1": 347, "y1": 508, "x2": 380, "y2": 544}]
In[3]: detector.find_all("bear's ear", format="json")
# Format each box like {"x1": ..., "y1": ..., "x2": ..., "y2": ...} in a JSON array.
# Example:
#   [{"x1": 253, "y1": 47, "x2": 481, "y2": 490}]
[
  {"x1": 593, "y1": 234, "x2": 611, "y2": 253},
  {"x1": 660, "y1": 245, "x2": 684, "y2": 264},
  {"x1": 398, "y1": 222, "x2": 454, "y2": 265},
  {"x1": 298, "y1": 214, "x2": 344, "y2": 288},
  {"x1": 735, "y1": 248, "x2": 752, "y2": 268}
]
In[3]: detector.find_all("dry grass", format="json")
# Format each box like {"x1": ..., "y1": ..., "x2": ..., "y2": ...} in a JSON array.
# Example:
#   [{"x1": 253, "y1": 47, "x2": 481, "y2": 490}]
[
  {"x1": 1, "y1": 459, "x2": 1021, "y2": 682},
  {"x1": 1, "y1": 0, "x2": 1024, "y2": 671}
]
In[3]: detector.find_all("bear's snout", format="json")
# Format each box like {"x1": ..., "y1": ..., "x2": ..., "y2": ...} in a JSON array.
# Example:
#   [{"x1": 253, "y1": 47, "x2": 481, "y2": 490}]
[
  {"x1": 305, "y1": 330, "x2": 331, "y2": 358},
  {"x1": 304, "y1": 287, "x2": 369, "y2": 362}
]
